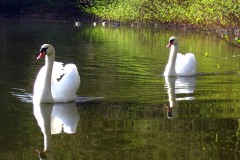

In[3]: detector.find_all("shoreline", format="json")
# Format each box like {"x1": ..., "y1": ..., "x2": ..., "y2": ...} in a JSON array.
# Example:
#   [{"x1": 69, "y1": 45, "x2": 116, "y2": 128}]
[{"x1": 1, "y1": 6, "x2": 239, "y2": 49}]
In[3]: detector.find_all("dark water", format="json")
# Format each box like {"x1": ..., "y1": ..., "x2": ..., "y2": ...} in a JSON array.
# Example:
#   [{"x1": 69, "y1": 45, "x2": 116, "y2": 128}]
[{"x1": 1, "y1": 20, "x2": 240, "y2": 160}]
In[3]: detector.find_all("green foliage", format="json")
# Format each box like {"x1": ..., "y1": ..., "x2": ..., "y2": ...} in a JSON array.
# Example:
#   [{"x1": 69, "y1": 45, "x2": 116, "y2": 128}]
[
  {"x1": 82, "y1": 0, "x2": 240, "y2": 48},
  {"x1": 82, "y1": 0, "x2": 231, "y2": 24},
  {"x1": 80, "y1": 0, "x2": 145, "y2": 21},
  {"x1": 204, "y1": 52, "x2": 208, "y2": 57}
]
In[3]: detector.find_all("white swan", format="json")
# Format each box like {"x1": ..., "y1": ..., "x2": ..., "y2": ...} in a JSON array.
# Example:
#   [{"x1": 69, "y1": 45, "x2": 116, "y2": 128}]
[
  {"x1": 33, "y1": 44, "x2": 80, "y2": 103},
  {"x1": 164, "y1": 37, "x2": 197, "y2": 77}
]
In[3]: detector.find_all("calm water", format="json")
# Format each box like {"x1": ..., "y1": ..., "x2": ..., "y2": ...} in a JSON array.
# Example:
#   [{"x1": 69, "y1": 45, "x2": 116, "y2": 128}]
[{"x1": 1, "y1": 20, "x2": 240, "y2": 160}]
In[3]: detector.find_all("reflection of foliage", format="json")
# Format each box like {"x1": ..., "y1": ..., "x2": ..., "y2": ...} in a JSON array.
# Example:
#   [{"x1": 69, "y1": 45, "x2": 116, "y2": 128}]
[
  {"x1": 73, "y1": 26, "x2": 165, "y2": 101},
  {"x1": 1, "y1": 0, "x2": 239, "y2": 48},
  {"x1": 72, "y1": 101, "x2": 240, "y2": 159}
]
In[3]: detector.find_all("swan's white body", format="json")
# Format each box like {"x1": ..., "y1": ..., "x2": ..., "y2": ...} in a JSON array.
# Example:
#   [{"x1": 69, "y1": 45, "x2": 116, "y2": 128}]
[
  {"x1": 33, "y1": 44, "x2": 80, "y2": 103},
  {"x1": 164, "y1": 37, "x2": 197, "y2": 77}
]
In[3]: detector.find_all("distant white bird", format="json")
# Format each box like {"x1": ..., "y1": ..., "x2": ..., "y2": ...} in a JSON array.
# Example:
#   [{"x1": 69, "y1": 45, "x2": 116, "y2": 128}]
[
  {"x1": 93, "y1": 22, "x2": 97, "y2": 26},
  {"x1": 102, "y1": 21, "x2": 107, "y2": 26},
  {"x1": 74, "y1": 21, "x2": 81, "y2": 27}
]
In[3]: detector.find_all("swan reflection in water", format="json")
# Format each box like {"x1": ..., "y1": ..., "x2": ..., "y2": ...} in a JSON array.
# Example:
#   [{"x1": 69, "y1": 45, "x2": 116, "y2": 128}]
[
  {"x1": 33, "y1": 102, "x2": 80, "y2": 160},
  {"x1": 164, "y1": 76, "x2": 196, "y2": 118}
]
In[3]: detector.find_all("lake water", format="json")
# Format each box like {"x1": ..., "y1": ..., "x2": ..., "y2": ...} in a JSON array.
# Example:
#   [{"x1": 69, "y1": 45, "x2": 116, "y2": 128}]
[{"x1": 0, "y1": 20, "x2": 240, "y2": 160}]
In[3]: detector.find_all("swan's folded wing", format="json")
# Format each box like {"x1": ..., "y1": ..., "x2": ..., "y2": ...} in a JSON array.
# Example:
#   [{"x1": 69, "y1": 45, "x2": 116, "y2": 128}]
[
  {"x1": 51, "y1": 62, "x2": 80, "y2": 102},
  {"x1": 51, "y1": 62, "x2": 66, "y2": 80}
]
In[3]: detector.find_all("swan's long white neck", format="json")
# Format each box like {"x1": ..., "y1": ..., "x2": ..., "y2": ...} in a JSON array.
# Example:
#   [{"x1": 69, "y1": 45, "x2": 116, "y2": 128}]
[
  {"x1": 41, "y1": 54, "x2": 55, "y2": 103},
  {"x1": 164, "y1": 44, "x2": 178, "y2": 76},
  {"x1": 169, "y1": 45, "x2": 178, "y2": 66}
]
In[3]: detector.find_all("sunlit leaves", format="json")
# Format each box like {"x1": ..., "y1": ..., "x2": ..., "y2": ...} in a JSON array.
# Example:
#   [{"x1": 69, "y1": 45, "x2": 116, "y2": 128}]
[
  {"x1": 225, "y1": 35, "x2": 229, "y2": 41},
  {"x1": 195, "y1": 18, "x2": 201, "y2": 23},
  {"x1": 81, "y1": 0, "x2": 240, "y2": 48},
  {"x1": 82, "y1": 0, "x2": 239, "y2": 27},
  {"x1": 204, "y1": 52, "x2": 208, "y2": 57},
  {"x1": 235, "y1": 38, "x2": 240, "y2": 43}
]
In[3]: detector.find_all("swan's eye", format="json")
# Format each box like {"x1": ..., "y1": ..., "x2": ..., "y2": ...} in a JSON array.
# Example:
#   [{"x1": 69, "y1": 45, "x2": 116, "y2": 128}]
[
  {"x1": 40, "y1": 47, "x2": 48, "y2": 53},
  {"x1": 170, "y1": 40, "x2": 174, "y2": 44}
]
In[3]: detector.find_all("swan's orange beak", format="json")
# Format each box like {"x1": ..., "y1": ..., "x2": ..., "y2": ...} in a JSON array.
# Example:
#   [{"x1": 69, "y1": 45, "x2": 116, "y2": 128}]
[
  {"x1": 37, "y1": 52, "x2": 45, "y2": 60},
  {"x1": 166, "y1": 42, "x2": 172, "y2": 48}
]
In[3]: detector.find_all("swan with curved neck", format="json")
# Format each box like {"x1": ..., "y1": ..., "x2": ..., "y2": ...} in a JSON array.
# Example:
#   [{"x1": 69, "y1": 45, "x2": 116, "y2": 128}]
[
  {"x1": 164, "y1": 37, "x2": 197, "y2": 77},
  {"x1": 33, "y1": 44, "x2": 80, "y2": 103}
]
